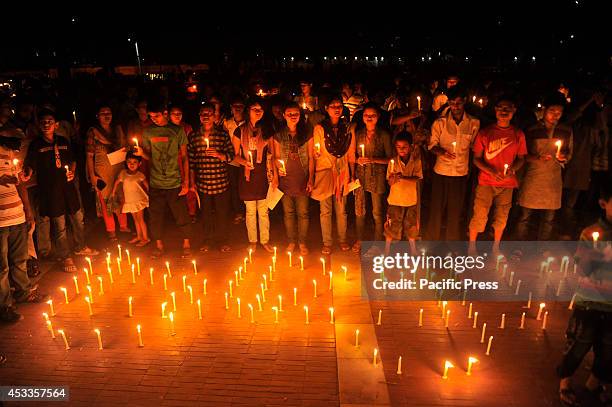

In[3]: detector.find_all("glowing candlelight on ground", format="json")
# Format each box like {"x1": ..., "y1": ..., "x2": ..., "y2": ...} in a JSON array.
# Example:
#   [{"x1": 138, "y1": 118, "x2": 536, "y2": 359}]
[
  {"x1": 128, "y1": 296, "x2": 133, "y2": 317},
  {"x1": 83, "y1": 267, "x2": 91, "y2": 285},
  {"x1": 355, "y1": 329, "x2": 360, "y2": 347},
  {"x1": 272, "y1": 255, "x2": 276, "y2": 273},
  {"x1": 313, "y1": 280, "x2": 317, "y2": 298},
  {"x1": 224, "y1": 292, "x2": 229, "y2": 310},
  {"x1": 278, "y1": 295, "x2": 283, "y2": 312},
  {"x1": 182, "y1": 275, "x2": 187, "y2": 292},
  {"x1": 320, "y1": 258, "x2": 326, "y2": 275},
  {"x1": 445, "y1": 310, "x2": 451, "y2": 328},
  {"x1": 472, "y1": 312, "x2": 478, "y2": 328},
  {"x1": 60, "y1": 287, "x2": 69, "y2": 304},
  {"x1": 165, "y1": 261, "x2": 172, "y2": 278},
  {"x1": 94, "y1": 328, "x2": 103, "y2": 350},
  {"x1": 556, "y1": 279, "x2": 563, "y2": 297},
  {"x1": 237, "y1": 298, "x2": 242, "y2": 318},
  {"x1": 441, "y1": 301, "x2": 447, "y2": 317},
  {"x1": 468, "y1": 303, "x2": 473, "y2": 319},
  {"x1": 192, "y1": 260, "x2": 198, "y2": 275},
  {"x1": 163, "y1": 274, "x2": 168, "y2": 291},
  {"x1": 260, "y1": 283, "x2": 266, "y2": 302},
  {"x1": 467, "y1": 357, "x2": 478, "y2": 376},
  {"x1": 268, "y1": 265, "x2": 273, "y2": 282},
  {"x1": 42, "y1": 312, "x2": 49, "y2": 322},
  {"x1": 278, "y1": 160, "x2": 286, "y2": 174},
  {"x1": 204, "y1": 138, "x2": 209, "y2": 149},
  {"x1": 203, "y1": 279, "x2": 207, "y2": 296},
  {"x1": 248, "y1": 303, "x2": 254, "y2": 323},
  {"x1": 419, "y1": 308, "x2": 423, "y2": 327},
  {"x1": 500, "y1": 314, "x2": 505, "y2": 329},
  {"x1": 377, "y1": 310, "x2": 382, "y2": 326},
  {"x1": 85, "y1": 296, "x2": 93, "y2": 316},
  {"x1": 161, "y1": 302, "x2": 167, "y2": 318},
  {"x1": 95, "y1": 276, "x2": 103, "y2": 295},
  {"x1": 397, "y1": 356, "x2": 403, "y2": 374},
  {"x1": 137, "y1": 325, "x2": 144, "y2": 347},
  {"x1": 442, "y1": 361, "x2": 453, "y2": 379},
  {"x1": 486, "y1": 336, "x2": 493, "y2": 356},
  {"x1": 272, "y1": 306, "x2": 279, "y2": 323},
  {"x1": 117, "y1": 244, "x2": 122, "y2": 260},
  {"x1": 256, "y1": 294, "x2": 262, "y2": 311},
  {"x1": 132, "y1": 137, "x2": 139, "y2": 148},
  {"x1": 520, "y1": 312, "x2": 526, "y2": 329},
  {"x1": 537, "y1": 303, "x2": 545, "y2": 320},
  {"x1": 515, "y1": 280, "x2": 522, "y2": 296},
  {"x1": 527, "y1": 292, "x2": 532, "y2": 309},
  {"x1": 85, "y1": 256, "x2": 92, "y2": 275},
  {"x1": 304, "y1": 306, "x2": 309, "y2": 324},
  {"x1": 169, "y1": 312, "x2": 176, "y2": 336},
  {"x1": 293, "y1": 288, "x2": 297, "y2": 305},
  {"x1": 342, "y1": 265, "x2": 347, "y2": 281},
  {"x1": 592, "y1": 231, "x2": 599, "y2": 249},
  {"x1": 480, "y1": 323, "x2": 487, "y2": 343},
  {"x1": 58, "y1": 329, "x2": 70, "y2": 350},
  {"x1": 131, "y1": 264, "x2": 136, "y2": 284},
  {"x1": 509, "y1": 271, "x2": 515, "y2": 287},
  {"x1": 287, "y1": 251, "x2": 292, "y2": 267},
  {"x1": 197, "y1": 299, "x2": 202, "y2": 320},
  {"x1": 170, "y1": 292, "x2": 176, "y2": 311},
  {"x1": 542, "y1": 312, "x2": 548, "y2": 330},
  {"x1": 417, "y1": 96, "x2": 421, "y2": 111},
  {"x1": 238, "y1": 267, "x2": 242, "y2": 281},
  {"x1": 359, "y1": 144, "x2": 365, "y2": 157},
  {"x1": 273, "y1": 246, "x2": 277, "y2": 257},
  {"x1": 329, "y1": 307, "x2": 334, "y2": 324},
  {"x1": 373, "y1": 349, "x2": 379, "y2": 366},
  {"x1": 46, "y1": 320, "x2": 55, "y2": 338}
]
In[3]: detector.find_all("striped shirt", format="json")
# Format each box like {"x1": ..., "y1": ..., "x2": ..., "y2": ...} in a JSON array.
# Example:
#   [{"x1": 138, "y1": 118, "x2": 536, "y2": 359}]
[
  {"x1": 0, "y1": 147, "x2": 25, "y2": 227},
  {"x1": 188, "y1": 128, "x2": 235, "y2": 195}
]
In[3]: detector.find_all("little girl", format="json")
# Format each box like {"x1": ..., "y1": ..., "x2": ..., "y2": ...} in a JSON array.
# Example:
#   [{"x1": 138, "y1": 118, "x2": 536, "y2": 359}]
[{"x1": 113, "y1": 153, "x2": 150, "y2": 246}]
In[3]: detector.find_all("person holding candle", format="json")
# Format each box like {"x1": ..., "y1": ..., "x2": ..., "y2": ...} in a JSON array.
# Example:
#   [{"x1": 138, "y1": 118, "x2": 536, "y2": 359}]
[
  {"x1": 557, "y1": 181, "x2": 612, "y2": 407},
  {"x1": 112, "y1": 153, "x2": 150, "y2": 246},
  {"x1": 384, "y1": 131, "x2": 423, "y2": 254},
  {"x1": 188, "y1": 103, "x2": 235, "y2": 253},
  {"x1": 468, "y1": 97, "x2": 527, "y2": 255},
  {"x1": 294, "y1": 80, "x2": 318, "y2": 113},
  {"x1": 272, "y1": 102, "x2": 314, "y2": 256},
  {"x1": 23, "y1": 109, "x2": 98, "y2": 273},
  {"x1": 85, "y1": 104, "x2": 129, "y2": 242},
  {"x1": 516, "y1": 93, "x2": 573, "y2": 242},
  {"x1": 351, "y1": 103, "x2": 393, "y2": 252},
  {"x1": 133, "y1": 100, "x2": 192, "y2": 259},
  {"x1": 311, "y1": 95, "x2": 354, "y2": 254},
  {"x1": 231, "y1": 100, "x2": 274, "y2": 253},
  {"x1": 425, "y1": 86, "x2": 480, "y2": 241}
]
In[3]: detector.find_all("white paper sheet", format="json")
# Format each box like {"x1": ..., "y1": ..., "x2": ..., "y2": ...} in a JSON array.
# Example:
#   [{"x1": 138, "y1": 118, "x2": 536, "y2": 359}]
[
  {"x1": 266, "y1": 185, "x2": 284, "y2": 210},
  {"x1": 107, "y1": 149, "x2": 127, "y2": 166},
  {"x1": 344, "y1": 179, "x2": 362, "y2": 196}
]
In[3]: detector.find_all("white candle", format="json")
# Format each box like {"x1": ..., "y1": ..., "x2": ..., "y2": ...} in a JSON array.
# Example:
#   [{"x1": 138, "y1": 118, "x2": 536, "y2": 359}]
[
  {"x1": 278, "y1": 160, "x2": 286, "y2": 174},
  {"x1": 85, "y1": 257, "x2": 92, "y2": 275},
  {"x1": 293, "y1": 288, "x2": 297, "y2": 306},
  {"x1": 268, "y1": 266, "x2": 273, "y2": 282},
  {"x1": 355, "y1": 329, "x2": 360, "y2": 347},
  {"x1": 377, "y1": 310, "x2": 382, "y2": 326},
  {"x1": 473, "y1": 312, "x2": 478, "y2": 328},
  {"x1": 520, "y1": 312, "x2": 526, "y2": 329},
  {"x1": 272, "y1": 306, "x2": 279, "y2": 323},
  {"x1": 503, "y1": 163, "x2": 509, "y2": 176},
  {"x1": 500, "y1": 314, "x2": 506, "y2": 329},
  {"x1": 342, "y1": 266, "x2": 347, "y2": 281},
  {"x1": 243, "y1": 257, "x2": 248, "y2": 274},
  {"x1": 373, "y1": 348, "x2": 378, "y2": 367},
  {"x1": 197, "y1": 299, "x2": 202, "y2": 320},
  {"x1": 117, "y1": 244, "x2": 122, "y2": 260},
  {"x1": 320, "y1": 258, "x2": 326, "y2": 275},
  {"x1": 248, "y1": 151, "x2": 254, "y2": 167},
  {"x1": 73, "y1": 276, "x2": 80, "y2": 294},
  {"x1": 150, "y1": 268, "x2": 154, "y2": 285},
  {"x1": 272, "y1": 255, "x2": 276, "y2": 273},
  {"x1": 300, "y1": 256, "x2": 304, "y2": 270},
  {"x1": 397, "y1": 356, "x2": 403, "y2": 375},
  {"x1": 229, "y1": 280, "x2": 233, "y2": 298},
  {"x1": 390, "y1": 159, "x2": 395, "y2": 174},
  {"x1": 555, "y1": 140, "x2": 562, "y2": 158},
  {"x1": 527, "y1": 292, "x2": 532, "y2": 309},
  {"x1": 248, "y1": 249, "x2": 253, "y2": 264},
  {"x1": 313, "y1": 280, "x2": 317, "y2": 298},
  {"x1": 237, "y1": 298, "x2": 242, "y2": 318},
  {"x1": 183, "y1": 275, "x2": 187, "y2": 292},
  {"x1": 468, "y1": 303, "x2": 473, "y2": 319},
  {"x1": 235, "y1": 271, "x2": 239, "y2": 287},
  {"x1": 315, "y1": 143, "x2": 321, "y2": 154},
  {"x1": 568, "y1": 293, "x2": 576, "y2": 310},
  {"x1": 161, "y1": 302, "x2": 167, "y2": 318},
  {"x1": 165, "y1": 261, "x2": 172, "y2": 278},
  {"x1": 445, "y1": 310, "x2": 450, "y2": 328},
  {"x1": 329, "y1": 307, "x2": 334, "y2": 324},
  {"x1": 288, "y1": 251, "x2": 292, "y2": 267},
  {"x1": 359, "y1": 144, "x2": 365, "y2": 158},
  {"x1": 137, "y1": 257, "x2": 141, "y2": 275},
  {"x1": 85, "y1": 296, "x2": 93, "y2": 316},
  {"x1": 128, "y1": 296, "x2": 133, "y2": 317},
  {"x1": 192, "y1": 260, "x2": 198, "y2": 275},
  {"x1": 203, "y1": 279, "x2": 207, "y2": 296},
  {"x1": 592, "y1": 231, "x2": 599, "y2": 249},
  {"x1": 486, "y1": 336, "x2": 493, "y2": 356},
  {"x1": 542, "y1": 312, "x2": 548, "y2": 330},
  {"x1": 278, "y1": 295, "x2": 283, "y2": 312},
  {"x1": 442, "y1": 360, "x2": 453, "y2": 379},
  {"x1": 170, "y1": 292, "x2": 176, "y2": 311},
  {"x1": 467, "y1": 357, "x2": 478, "y2": 376},
  {"x1": 94, "y1": 328, "x2": 103, "y2": 350},
  {"x1": 416, "y1": 96, "x2": 421, "y2": 111},
  {"x1": 515, "y1": 280, "x2": 522, "y2": 296},
  {"x1": 187, "y1": 286, "x2": 193, "y2": 304},
  {"x1": 451, "y1": 141, "x2": 456, "y2": 154},
  {"x1": 480, "y1": 323, "x2": 487, "y2": 343},
  {"x1": 137, "y1": 325, "x2": 144, "y2": 347},
  {"x1": 537, "y1": 303, "x2": 545, "y2": 320},
  {"x1": 131, "y1": 264, "x2": 136, "y2": 284},
  {"x1": 329, "y1": 271, "x2": 333, "y2": 291},
  {"x1": 116, "y1": 257, "x2": 121, "y2": 275},
  {"x1": 441, "y1": 301, "x2": 447, "y2": 318},
  {"x1": 205, "y1": 137, "x2": 210, "y2": 149},
  {"x1": 46, "y1": 320, "x2": 55, "y2": 338},
  {"x1": 60, "y1": 287, "x2": 69, "y2": 304},
  {"x1": 108, "y1": 267, "x2": 114, "y2": 284},
  {"x1": 556, "y1": 279, "x2": 563, "y2": 297},
  {"x1": 58, "y1": 329, "x2": 70, "y2": 350},
  {"x1": 273, "y1": 247, "x2": 277, "y2": 257},
  {"x1": 509, "y1": 271, "x2": 514, "y2": 287},
  {"x1": 260, "y1": 283, "x2": 266, "y2": 302},
  {"x1": 496, "y1": 254, "x2": 504, "y2": 272},
  {"x1": 418, "y1": 308, "x2": 423, "y2": 327},
  {"x1": 304, "y1": 305, "x2": 309, "y2": 324},
  {"x1": 256, "y1": 294, "x2": 262, "y2": 311},
  {"x1": 163, "y1": 274, "x2": 168, "y2": 291},
  {"x1": 248, "y1": 303, "x2": 254, "y2": 323},
  {"x1": 84, "y1": 267, "x2": 91, "y2": 285},
  {"x1": 126, "y1": 249, "x2": 131, "y2": 266},
  {"x1": 224, "y1": 292, "x2": 229, "y2": 310}
]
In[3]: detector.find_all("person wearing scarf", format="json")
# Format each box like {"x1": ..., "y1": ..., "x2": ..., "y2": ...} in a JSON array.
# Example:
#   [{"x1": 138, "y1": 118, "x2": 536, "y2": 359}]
[
  {"x1": 85, "y1": 105, "x2": 129, "y2": 241},
  {"x1": 231, "y1": 100, "x2": 274, "y2": 253},
  {"x1": 311, "y1": 96, "x2": 355, "y2": 254}
]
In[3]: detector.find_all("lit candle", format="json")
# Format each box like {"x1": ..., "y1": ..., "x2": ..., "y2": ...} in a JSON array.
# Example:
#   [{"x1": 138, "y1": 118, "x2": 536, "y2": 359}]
[
  {"x1": 416, "y1": 96, "x2": 421, "y2": 111},
  {"x1": 117, "y1": 244, "x2": 122, "y2": 260},
  {"x1": 451, "y1": 141, "x2": 456, "y2": 154},
  {"x1": 87, "y1": 285, "x2": 93, "y2": 303},
  {"x1": 163, "y1": 274, "x2": 168, "y2": 291},
  {"x1": 237, "y1": 298, "x2": 242, "y2": 318},
  {"x1": 315, "y1": 143, "x2": 321, "y2": 154},
  {"x1": 500, "y1": 313, "x2": 506, "y2": 329},
  {"x1": 165, "y1": 261, "x2": 172, "y2": 278},
  {"x1": 304, "y1": 305, "x2": 309, "y2": 324},
  {"x1": 278, "y1": 295, "x2": 283, "y2": 312},
  {"x1": 503, "y1": 163, "x2": 509, "y2": 176},
  {"x1": 203, "y1": 279, "x2": 207, "y2": 296},
  {"x1": 329, "y1": 271, "x2": 333, "y2": 290},
  {"x1": 161, "y1": 302, "x2": 167, "y2": 318},
  {"x1": 377, "y1": 310, "x2": 382, "y2": 326},
  {"x1": 272, "y1": 306, "x2": 279, "y2": 323},
  {"x1": 169, "y1": 312, "x2": 175, "y2": 336},
  {"x1": 46, "y1": 320, "x2": 55, "y2": 338},
  {"x1": 235, "y1": 270, "x2": 239, "y2": 286},
  {"x1": 556, "y1": 279, "x2": 563, "y2": 297},
  {"x1": 183, "y1": 275, "x2": 187, "y2": 292},
  {"x1": 472, "y1": 311, "x2": 478, "y2": 328},
  {"x1": 537, "y1": 303, "x2": 545, "y2": 320},
  {"x1": 85, "y1": 256, "x2": 93, "y2": 275},
  {"x1": 192, "y1": 260, "x2": 198, "y2": 275},
  {"x1": 58, "y1": 329, "x2": 70, "y2": 350},
  {"x1": 320, "y1": 258, "x2": 326, "y2": 275},
  {"x1": 555, "y1": 140, "x2": 562, "y2": 159},
  {"x1": 542, "y1": 312, "x2": 548, "y2": 330},
  {"x1": 273, "y1": 246, "x2": 277, "y2": 257},
  {"x1": 515, "y1": 280, "x2": 522, "y2": 296},
  {"x1": 445, "y1": 310, "x2": 450, "y2": 328},
  {"x1": 520, "y1": 312, "x2": 526, "y2": 329},
  {"x1": 268, "y1": 265, "x2": 273, "y2": 282},
  {"x1": 467, "y1": 357, "x2": 478, "y2": 376},
  {"x1": 373, "y1": 348, "x2": 379, "y2": 366},
  {"x1": 197, "y1": 299, "x2": 202, "y2": 320},
  {"x1": 85, "y1": 296, "x2": 93, "y2": 316},
  {"x1": 495, "y1": 254, "x2": 504, "y2": 272},
  {"x1": 225, "y1": 292, "x2": 229, "y2": 310},
  {"x1": 238, "y1": 267, "x2": 243, "y2": 281},
  {"x1": 293, "y1": 288, "x2": 297, "y2": 306},
  {"x1": 262, "y1": 274, "x2": 267, "y2": 290},
  {"x1": 468, "y1": 303, "x2": 473, "y2": 319},
  {"x1": 73, "y1": 276, "x2": 80, "y2": 294},
  {"x1": 342, "y1": 265, "x2": 347, "y2": 281},
  {"x1": 278, "y1": 160, "x2": 286, "y2": 174},
  {"x1": 94, "y1": 328, "x2": 103, "y2": 350},
  {"x1": 243, "y1": 257, "x2": 248, "y2": 274},
  {"x1": 509, "y1": 271, "x2": 514, "y2": 287},
  {"x1": 486, "y1": 336, "x2": 493, "y2": 356},
  {"x1": 136, "y1": 257, "x2": 140, "y2": 275},
  {"x1": 116, "y1": 257, "x2": 121, "y2": 275},
  {"x1": 132, "y1": 137, "x2": 139, "y2": 148},
  {"x1": 128, "y1": 296, "x2": 133, "y2": 317},
  {"x1": 442, "y1": 361, "x2": 453, "y2": 379},
  {"x1": 302, "y1": 102, "x2": 307, "y2": 110},
  {"x1": 299, "y1": 256, "x2": 304, "y2": 271},
  {"x1": 170, "y1": 292, "x2": 176, "y2": 311},
  {"x1": 205, "y1": 138, "x2": 210, "y2": 149},
  {"x1": 272, "y1": 255, "x2": 276, "y2": 273},
  {"x1": 592, "y1": 231, "x2": 599, "y2": 249},
  {"x1": 256, "y1": 294, "x2": 262, "y2": 311},
  {"x1": 107, "y1": 267, "x2": 114, "y2": 284},
  {"x1": 313, "y1": 280, "x2": 317, "y2": 298},
  {"x1": 288, "y1": 251, "x2": 292, "y2": 267},
  {"x1": 248, "y1": 151, "x2": 254, "y2": 167},
  {"x1": 60, "y1": 287, "x2": 69, "y2": 304},
  {"x1": 480, "y1": 323, "x2": 487, "y2": 343},
  {"x1": 137, "y1": 325, "x2": 144, "y2": 347},
  {"x1": 527, "y1": 292, "x2": 532, "y2": 309},
  {"x1": 441, "y1": 301, "x2": 447, "y2": 317},
  {"x1": 84, "y1": 267, "x2": 91, "y2": 285},
  {"x1": 248, "y1": 249, "x2": 253, "y2": 264},
  {"x1": 185, "y1": 285, "x2": 192, "y2": 304},
  {"x1": 125, "y1": 249, "x2": 131, "y2": 266},
  {"x1": 260, "y1": 283, "x2": 266, "y2": 302},
  {"x1": 419, "y1": 308, "x2": 423, "y2": 327},
  {"x1": 149, "y1": 268, "x2": 154, "y2": 285},
  {"x1": 97, "y1": 277, "x2": 104, "y2": 295},
  {"x1": 397, "y1": 356, "x2": 403, "y2": 375},
  {"x1": 248, "y1": 303, "x2": 254, "y2": 323},
  {"x1": 359, "y1": 144, "x2": 365, "y2": 158},
  {"x1": 355, "y1": 329, "x2": 360, "y2": 347},
  {"x1": 568, "y1": 293, "x2": 576, "y2": 310},
  {"x1": 329, "y1": 307, "x2": 334, "y2": 324},
  {"x1": 42, "y1": 312, "x2": 49, "y2": 322},
  {"x1": 131, "y1": 264, "x2": 136, "y2": 284}
]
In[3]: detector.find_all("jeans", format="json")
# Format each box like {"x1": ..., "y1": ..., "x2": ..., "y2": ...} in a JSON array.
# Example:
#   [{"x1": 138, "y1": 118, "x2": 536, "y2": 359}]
[
  {"x1": 355, "y1": 189, "x2": 385, "y2": 241},
  {"x1": 320, "y1": 196, "x2": 347, "y2": 246},
  {"x1": 515, "y1": 206, "x2": 556, "y2": 241},
  {"x1": 42, "y1": 209, "x2": 86, "y2": 260},
  {"x1": 557, "y1": 308, "x2": 612, "y2": 382},
  {"x1": 281, "y1": 195, "x2": 309, "y2": 244},
  {"x1": 245, "y1": 200, "x2": 270, "y2": 244},
  {"x1": 0, "y1": 223, "x2": 30, "y2": 308},
  {"x1": 28, "y1": 187, "x2": 51, "y2": 257},
  {"x1": 149, "y1": 187, "x2": 192, "y2": 242},
  {"x1": 200, "y1": 190, "x2": 231, "y2": 246}
]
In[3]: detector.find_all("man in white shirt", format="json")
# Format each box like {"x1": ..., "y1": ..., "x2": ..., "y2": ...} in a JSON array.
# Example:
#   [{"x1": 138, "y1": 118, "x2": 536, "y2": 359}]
[{"x1": 426, "y1": 87, "x2": 480, "y2": 241}]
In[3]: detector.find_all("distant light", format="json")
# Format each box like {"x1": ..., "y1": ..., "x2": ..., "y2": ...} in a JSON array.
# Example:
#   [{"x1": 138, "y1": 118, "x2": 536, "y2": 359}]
[
  {"x1": 428, "y1": 56, "x2": 432, "y2": 61},
  {"x1": 570, "y1": 34, "x2": 574, "y2": 39},
  {"x1": 290, "y1": 57, "x2": 294, "y2": 61},
  {"x1": 334, "y1": 56, "x2": 337, "y2": 60},
  {"x1": 374, "y1": 57, "x2": 378, "y2": 61},
  {"x1": 127, "y1": 38, "x2": 131, "y2": 42},
  {"x1": 324, "y1": 56, "x2": 327, "y2": 60},
  {"x1": 380, "y1": 57, "x2": 384, "y2": 61},
  {"x1": 344, "y1": 57, "x2": 347, "y2": 60},
  {"x1": 305, "y1": 56, "x2": 309, "y2": 60},
  {"x1": 354, "y1": 56, "x2": 358, "y2": 60},
  {"x1": 365, "y1": 57, "x2": 369, "y2": 61},
  {"x1": 514, "y1": 56, "x2": 518, "y2": 61},
  {"x1": 465, "y1": 57, "x2": 469, "y2": 61},
  {"x1": 532, "y1": 56, "x2": 536, "y2": 61},
  {"x1": 438, "y1": 51, "x2": 441, "y2": 56},
  {"x1": 421, "y1": 57, "x2": 425, "y2": 62}
]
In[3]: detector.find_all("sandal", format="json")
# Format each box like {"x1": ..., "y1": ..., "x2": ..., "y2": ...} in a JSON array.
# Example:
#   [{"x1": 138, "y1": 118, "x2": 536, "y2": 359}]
[
  {"x1": 62, "y1": 258, "x2": 77, "y2": 273},
  {"x1": 321, "y1": 246, "x2": 332, "y2": 255},
  {"x1": 248, "y1": 243, "x2": 257, "y2": 252},
  {"x1": 339, "y1": 243, "x2": 350, "y2": 252},
  {"x1": 352, "y1": 241, "x2": 361, "y2": 254},
  {"x1": 150, "y1": 247, "x2": 164, "y2": 259},
  {"x1": 559, "y1": 387, "x2": 580, "y2": 407},
  {"x1": 261, "y1": 243, "x2": 274, "y2": 253},
  {"x1": 199, "y1": 245, "x2": 210, "y2": 252},
  {"x1": 136, "y1": 239, "x2": 151, "y2": 247},
  {"x1": 128, "y1": 237, "x2": 140, "y2": 244},
  {"x1": 299, "y1": 244, "x2": 309, "y2": 256},
  {"x1": 286, "y1": 243, "x2": 296, "y2": 252}
]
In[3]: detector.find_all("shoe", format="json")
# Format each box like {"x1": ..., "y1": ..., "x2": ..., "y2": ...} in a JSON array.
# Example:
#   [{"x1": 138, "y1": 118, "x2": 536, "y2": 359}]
[
  {"x1": 136, "y1": 239, "x2": 151, "y2": 247},
  {"x1": 74, "y1": 247, "x2": 99, "y2": 256},
  {"x1": 15, "y1": 288, "x2": 49, "y2": 304},
  {"x1": 286, "y1": 243, "x2": 296, "y2": 252},
  {"x1": 299, "y1": 244, "x2": 309, "y2": 256},
  {"x1": 128, "y1": 237, "x2": 140, "y2": 244},
  {"x1": 339, "y1": 243, "x2": 350, "y2": 252},
  {"x1": 321, "y1": 246, "x2": 332, "y2": 255},
  {"x1": 0, "y1": 307, "x2": 23, "y2": 323},
  {"x1": 261, "y1": 243, "x2": 274, "y2": 253}
]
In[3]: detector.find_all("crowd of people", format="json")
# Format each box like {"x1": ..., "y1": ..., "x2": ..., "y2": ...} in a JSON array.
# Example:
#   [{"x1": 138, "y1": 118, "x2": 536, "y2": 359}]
[{"x1": 0, "y1": 70, "x2": 610, "y2": 405}]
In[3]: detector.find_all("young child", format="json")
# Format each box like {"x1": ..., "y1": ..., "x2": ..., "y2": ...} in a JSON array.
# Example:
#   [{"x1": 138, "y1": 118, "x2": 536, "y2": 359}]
[
  {"x1": 113, "y1": 153, "x2": 150, "y2": 246},
  {"x1": 557, "y1": 178, "x2": 611, "y2": 407},
  {"x1": 384, "y1": 132, "x2": 423, "y2": 254}
]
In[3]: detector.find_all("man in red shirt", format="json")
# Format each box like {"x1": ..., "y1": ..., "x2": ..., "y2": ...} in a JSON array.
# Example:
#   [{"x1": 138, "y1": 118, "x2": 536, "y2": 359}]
[{"x1": 468, "y1": 96, "x2": 527, "y2": 254}]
